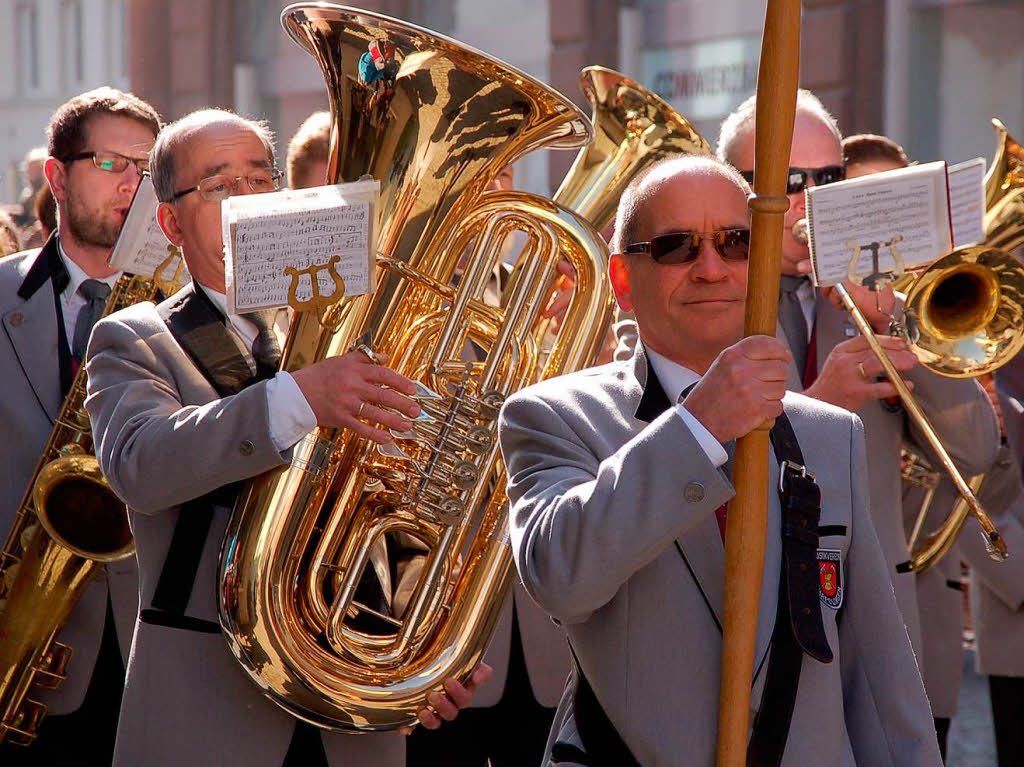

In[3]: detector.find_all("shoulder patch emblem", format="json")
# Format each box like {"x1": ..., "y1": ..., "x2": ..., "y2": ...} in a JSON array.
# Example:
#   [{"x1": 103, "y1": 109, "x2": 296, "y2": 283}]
[{"x1": 816, "y1": 548, "x2": 843, "y2": 609}]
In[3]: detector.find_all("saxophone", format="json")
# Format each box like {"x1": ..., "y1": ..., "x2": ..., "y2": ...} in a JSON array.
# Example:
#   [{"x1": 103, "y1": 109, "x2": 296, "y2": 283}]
[{"x1": 0, "y1": 254, "x2": 185, "y2": 745}]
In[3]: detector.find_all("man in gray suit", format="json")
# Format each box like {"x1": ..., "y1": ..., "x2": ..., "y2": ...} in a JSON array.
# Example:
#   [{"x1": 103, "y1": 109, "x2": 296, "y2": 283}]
[
  {"x1": 499, "y1": 155, "x2": 942, "y2": 766},
  {"x1": 0, "y1": 87, "x2": 160, "y2": 765},
  {"x1": 961, "y1": 373, "x2": 1024, "y2": 766},
  {"x1": 85, "y1": 109, "x2": 488, "y2": 767},
  {"x1": 717, "y1": 90, "x2": 1000, "y2": 659}
]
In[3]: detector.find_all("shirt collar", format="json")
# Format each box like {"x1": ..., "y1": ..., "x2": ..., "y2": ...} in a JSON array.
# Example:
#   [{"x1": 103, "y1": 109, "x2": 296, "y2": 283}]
[
  {"x1": 195, "y1": 280, "x2": 230, "y2": 318},
  {"x1": 56, "y1": 237, "x2": 119, "y2": 297},
  {"x1": 644, "y1": 346, "x2": 702, "y2": 404}
]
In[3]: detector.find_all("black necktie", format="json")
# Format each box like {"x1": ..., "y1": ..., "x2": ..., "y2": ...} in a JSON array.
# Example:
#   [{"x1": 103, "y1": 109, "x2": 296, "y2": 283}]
[
  {"x1": 778, "y1": 275, "x2": 810, "y2": 376},
  {"x1": 241, "y1": 309, "x2": 282, "y2": 378},
  {"x1": 72, "y1": 279, "x2": 112, "y2": 360}
]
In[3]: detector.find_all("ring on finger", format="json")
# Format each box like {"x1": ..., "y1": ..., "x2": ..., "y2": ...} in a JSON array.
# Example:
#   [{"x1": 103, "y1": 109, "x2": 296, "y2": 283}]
[
  {"x1": 857, "y1": 361, "x2": 868, "y2": 380},
  {"x1": 356, "y1": 344, "x2": 380, "y2": 365},
  {"x1": 357, "y1": 400, "x2": 366, "y2": 418}
]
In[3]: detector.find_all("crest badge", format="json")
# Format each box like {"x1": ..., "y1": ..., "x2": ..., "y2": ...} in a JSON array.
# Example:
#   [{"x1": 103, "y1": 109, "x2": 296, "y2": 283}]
[{"x1": 817, "y1": 548, "x2": 843, "y2": 609}]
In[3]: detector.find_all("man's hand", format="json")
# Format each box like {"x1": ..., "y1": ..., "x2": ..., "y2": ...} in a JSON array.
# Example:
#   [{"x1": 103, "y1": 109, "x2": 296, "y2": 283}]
[
  {"x1": 403, "y1": 663, "x2": 494, "y2": 732},
  {"x1": 683, "y1": 336, "x2": 792, "y2": 443},
  {"x1": 541, "y1": 259, "x2": 577, "y2": 335},
  {"x1": 821, "y1": 280, "x2": 897, "y2": 334},
  {"x1": 291, "y1": 350, "x2": 421, "y2": 443},
  {"x1": 804, "y1": 334, "x2": 917, "y2": 412}
]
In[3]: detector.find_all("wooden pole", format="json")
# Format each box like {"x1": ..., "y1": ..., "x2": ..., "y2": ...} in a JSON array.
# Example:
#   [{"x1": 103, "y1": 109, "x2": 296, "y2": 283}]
[{"x1": 715, "y1": 2, "x2": 801, "y2": 766}]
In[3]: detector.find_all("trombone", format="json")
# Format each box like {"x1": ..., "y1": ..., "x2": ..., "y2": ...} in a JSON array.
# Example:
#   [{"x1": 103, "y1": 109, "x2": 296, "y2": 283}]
[
  {"x1": 890, "y1": 120, "x2": 1024, "y2": 573},
  {"x1": 801, "y1": 121, "x2": 1024, "y2": 573}
]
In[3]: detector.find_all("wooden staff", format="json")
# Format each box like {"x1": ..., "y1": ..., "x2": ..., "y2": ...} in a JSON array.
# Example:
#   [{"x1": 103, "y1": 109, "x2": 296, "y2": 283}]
[{"x1": 716, "y1": 2, "x2": 801, "y2": 765}]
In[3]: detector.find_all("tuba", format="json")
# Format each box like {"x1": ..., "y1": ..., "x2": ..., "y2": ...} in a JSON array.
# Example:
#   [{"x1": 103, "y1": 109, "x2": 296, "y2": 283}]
[
  {"x1": 0, "y1": 253, "x2": 185, "y2": 744},
  {"x1": 217, "y1": 3, "x2": 613, "y2": 732},
  {"x1": 893, "y1": 119, "x2": 1024, "y2": 573},
  {"x1": 554, "y1": 65, "x2": 711, "y2": 228}
]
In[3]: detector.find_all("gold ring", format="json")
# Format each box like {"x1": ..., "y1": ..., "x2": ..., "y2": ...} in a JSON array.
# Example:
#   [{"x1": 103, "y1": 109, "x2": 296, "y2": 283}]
[
  {"x1": 356, "y1": 344, "x2": 379, "y2": 364},
  {"x1": 857, "y1": 361, "x2": 868, "y2": 380},
  {"x1": 357, "y1": 400, "x2": 366, "y2": 418}
]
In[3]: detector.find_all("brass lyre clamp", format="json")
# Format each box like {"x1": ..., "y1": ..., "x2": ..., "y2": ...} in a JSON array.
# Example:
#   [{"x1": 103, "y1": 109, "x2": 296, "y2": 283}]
[
  {"x1": 845, "y1": 234, "x2": 905, "y2": 290},
  {"x1": 285, "y1": 255, "x2": 347, "y2": 313},
  {"x1": 152, "y1": 245, "x2": 187, "y2": 297}
]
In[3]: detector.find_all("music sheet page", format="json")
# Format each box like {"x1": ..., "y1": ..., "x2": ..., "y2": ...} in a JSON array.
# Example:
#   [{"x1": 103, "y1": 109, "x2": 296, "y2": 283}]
[
  {"x1": 807, "y1": 160, "x2": 952, "y2": 287},
  {"x1": 948, "y1": 157, "x2": 986, "y2": 248},
  {"x1": 108, "y1": 175, "x2": 183, "y2": 280},
  {"x1": 223, "y1": 181, "x2": 379, "y2": 314}
]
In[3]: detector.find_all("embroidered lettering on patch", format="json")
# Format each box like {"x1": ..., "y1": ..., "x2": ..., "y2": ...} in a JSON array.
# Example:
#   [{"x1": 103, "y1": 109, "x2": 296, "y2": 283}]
[{"x1": 817, "y1": 548, "x2": 843, "y2": 609}]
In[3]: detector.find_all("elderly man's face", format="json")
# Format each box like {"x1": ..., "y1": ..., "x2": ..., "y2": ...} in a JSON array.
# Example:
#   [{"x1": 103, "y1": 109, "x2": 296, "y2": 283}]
[
  {"x1": 730, "y1": 109, "x2": 843, "y2": 276},
  {"x1": 160, "y1": 122, "x2": 273, "y2": 292},
  {"x1": 611, "y1": 169, "x2": 750, "y2": 366}
]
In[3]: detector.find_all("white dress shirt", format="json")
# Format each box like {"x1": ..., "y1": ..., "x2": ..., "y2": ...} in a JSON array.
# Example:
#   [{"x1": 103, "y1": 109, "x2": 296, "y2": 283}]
[
  {"x1": 197, "y1": 283, "x2": 317, "y2": 452},
  {"x1": 645, "y1": 347, "x2": 729, "y2": 469},
  {"x1": 57, "y1": 239, "x2": 119, "y2": 347}
]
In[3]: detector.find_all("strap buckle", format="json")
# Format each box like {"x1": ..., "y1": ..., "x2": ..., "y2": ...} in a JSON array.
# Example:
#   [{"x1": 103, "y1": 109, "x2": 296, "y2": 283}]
[{"x1": 779, "y1": 459, "x2": 814, "y2": 493}]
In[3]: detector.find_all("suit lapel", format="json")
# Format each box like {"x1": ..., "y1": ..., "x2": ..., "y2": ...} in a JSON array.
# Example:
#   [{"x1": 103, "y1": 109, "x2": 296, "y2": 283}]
[
  {"x1": 3, "y1": 242, "x2": 67, "y2": 422},
  {"x1": 158, "y1": 283, "x2": 259, "y2": 397}
]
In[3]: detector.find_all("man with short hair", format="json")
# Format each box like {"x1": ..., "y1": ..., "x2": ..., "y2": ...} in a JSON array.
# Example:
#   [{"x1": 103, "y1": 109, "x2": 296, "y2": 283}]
[
  {"x1": 0, "y1": 86, "x2": 161, "y2": 765},
  {"x1": 837, "y1": 134, "x2": 963, "y2": 756},
  {"x1": 86, "y1": 108, "x2": 487, "y2": 767},
  {"x1": 499, "y1": 154, "x2": 942, "y2": 766},
  {"x1": 717, "y1": 91, "x2": 999, "y2": 661},
  {"x1": 287, "y1": 110, "x2": 331, "y2": 190}
]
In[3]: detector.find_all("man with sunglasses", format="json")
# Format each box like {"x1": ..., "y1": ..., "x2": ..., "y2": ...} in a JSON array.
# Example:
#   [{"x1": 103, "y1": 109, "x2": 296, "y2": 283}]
[
  {"x1": 498, "y1": 155, "x2": 941, "y2": 766},
  {"x1": 717, "y1": 90, "x2": 999, "y2": 664},
  {"x1": 84, "y1": 109, "x2": 488, "y2": 767},
  {"x1": 0, "y1": 86, "x2": 161, "y2": 765}
]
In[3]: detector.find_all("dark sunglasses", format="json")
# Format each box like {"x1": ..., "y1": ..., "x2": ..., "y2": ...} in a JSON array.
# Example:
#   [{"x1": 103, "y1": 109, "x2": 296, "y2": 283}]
[
  {"x1": 739, "y1": 165, "x2": 845, "y2": 195},
  {"x1": 624, "y1": 228, "x2": 750, "y2": 265}
]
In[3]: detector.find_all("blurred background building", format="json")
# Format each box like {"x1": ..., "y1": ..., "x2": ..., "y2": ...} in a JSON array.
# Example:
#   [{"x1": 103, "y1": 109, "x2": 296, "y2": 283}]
[{"x1": 1, "y1": 0, "x2": 1023, "y2": 203}]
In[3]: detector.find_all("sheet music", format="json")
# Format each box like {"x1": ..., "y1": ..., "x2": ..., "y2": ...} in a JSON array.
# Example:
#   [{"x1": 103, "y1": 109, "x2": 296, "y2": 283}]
[
  {"x1": 807, "y1": 161, "x2": 952, "y2": 286},
  {"x1": 107, "y1": 175, "x2": 183, "y2": 278},
  {"x1": 948, "y1": 157, "x2": 986, "y2": 248},
  {"x1": 223, "y1": 181, "x2": 379, "y2": 314}
]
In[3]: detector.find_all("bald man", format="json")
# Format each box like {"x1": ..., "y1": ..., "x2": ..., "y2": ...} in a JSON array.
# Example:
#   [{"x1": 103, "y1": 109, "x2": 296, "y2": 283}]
[{"x1": 499, "y1": 155, "x2": 941, "y2": 766}]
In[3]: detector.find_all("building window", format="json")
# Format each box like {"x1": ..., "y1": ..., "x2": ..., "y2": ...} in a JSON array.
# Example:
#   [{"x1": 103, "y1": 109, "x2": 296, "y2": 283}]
[
  {"x1": 16, "y1": 1, "x2": 39, "y2": 93},
  {"x1": 61, "y1": 0, "x2": 85, "y2": 87},
  {"x1": 106, "y1": 0, "x2": 127, "y2": 84}
]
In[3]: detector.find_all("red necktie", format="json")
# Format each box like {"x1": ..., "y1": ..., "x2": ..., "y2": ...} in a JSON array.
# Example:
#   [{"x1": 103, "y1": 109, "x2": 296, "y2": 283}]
[
  {"x1": 802, "y1": 320, "x2": 818, "y2": 389},
  {"x1": 715, "y1": 503, "x2": 728, "y2": 544}
]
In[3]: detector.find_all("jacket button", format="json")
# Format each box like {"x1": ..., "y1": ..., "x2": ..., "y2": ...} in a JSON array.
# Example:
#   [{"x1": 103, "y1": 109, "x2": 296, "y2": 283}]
[
  {"x1": 683, "y1": 482, "x2": 705, "y2": 503},
  {"x1": 9, "y1": 313, "x2": 23, "y2": 327},
  {"x1": 239, "y1": 439, "x2": 255, "y2": 456}
]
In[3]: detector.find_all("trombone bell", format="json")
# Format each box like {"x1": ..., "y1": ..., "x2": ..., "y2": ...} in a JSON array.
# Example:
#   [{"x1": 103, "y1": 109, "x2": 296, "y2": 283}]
[{"x1": 904, "y1": 247, "x2": 1024, "y2": 378}]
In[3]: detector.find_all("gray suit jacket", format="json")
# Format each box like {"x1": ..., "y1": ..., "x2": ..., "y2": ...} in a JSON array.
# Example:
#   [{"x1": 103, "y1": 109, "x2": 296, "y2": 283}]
[
  {"x1": 85, "y1": 284, "x2": 403, "y2": 767},
  {"x1": 499, "y1": 345, "x2": 942, "y2": 767},
  {"x1": 0, "y1": 246, "x2": 137, "y2": 715},
  {"x1": 787, "y1": 297, "x2": 999, "y2": 661},
  {"x1": 900, "y1": 481, "x2": 966, "y2": 718},
  {"x1": 960, "y1": 382, "x2": 1024, "y2": 677}
]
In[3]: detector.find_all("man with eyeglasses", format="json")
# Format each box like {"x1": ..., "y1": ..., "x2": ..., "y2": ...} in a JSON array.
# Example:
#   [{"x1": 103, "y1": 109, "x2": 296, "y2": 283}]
[
  {"x1": 84, "y1": 109, "x2": 488, "y2": 767},
  {"x1": 716, "y1": 90, "x2": 999, "y2": 665},
  {"x1": 497, "y1": 154, "x2": 941, "y2": 766},
  {"x1": 0, "y1": 86, "x2": 161, "y2": 765}
]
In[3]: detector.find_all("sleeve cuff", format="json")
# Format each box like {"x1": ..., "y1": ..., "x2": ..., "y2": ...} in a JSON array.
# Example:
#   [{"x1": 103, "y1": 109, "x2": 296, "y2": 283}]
[
  {"x1": 673, "y1": 403, "x2": 728, "y2": 468},
  {"x1": 266, "y1": 371, "x2": 317, "y2": 451}
]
